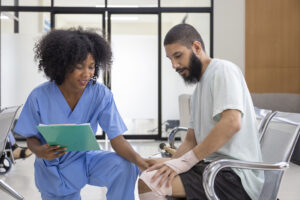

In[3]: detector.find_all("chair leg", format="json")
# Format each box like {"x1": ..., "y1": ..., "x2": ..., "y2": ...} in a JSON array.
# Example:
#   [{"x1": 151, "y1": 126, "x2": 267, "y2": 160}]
[{"x1": 0, "y1": 180, "x2": 24, "y2": 200}]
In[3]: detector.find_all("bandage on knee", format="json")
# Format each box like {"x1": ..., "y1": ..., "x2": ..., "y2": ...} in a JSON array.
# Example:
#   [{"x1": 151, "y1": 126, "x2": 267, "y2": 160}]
[
  {"x1": 164, "y1": 149, "x2": 199, "y2": 174},
  {"x1": 139, "y1": 170, "x2": 172, "y2": 196},
  {"x1": 139, "y1": 191, "x2": 167, "y2": 200}
]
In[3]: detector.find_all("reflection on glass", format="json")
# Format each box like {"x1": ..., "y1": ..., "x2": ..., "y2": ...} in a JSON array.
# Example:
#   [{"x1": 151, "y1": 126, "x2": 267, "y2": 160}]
[
  {"x1": 108, "y1": 0, "x2": 157, "y2": 7},
  {"x1": 111, "y1": 14, "x2": 158, "y2": 135},
  {"x1": 161, "y1": 13, "x2": 210, "y2": 137},
  {"x1": 1, "y1": 0, "x2": 51, "y2": 6},
  {"x1": 161, "y1": 0, "x2": 211, "y2": 7},
  {"x1": 55, "y1": 14, "x2": 103, "y2": 35},
  {"x1": 1, "y1": 12, "x2": 14, "y2": 34},
  {"x1": 54, "y1": 0, "x2": 104, "y2": 7}
]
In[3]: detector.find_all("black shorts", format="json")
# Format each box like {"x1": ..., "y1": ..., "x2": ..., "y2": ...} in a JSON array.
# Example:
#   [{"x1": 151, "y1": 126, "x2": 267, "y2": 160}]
[{"x1": 168, "y1": 161, "x2": 252, "y2": 200}]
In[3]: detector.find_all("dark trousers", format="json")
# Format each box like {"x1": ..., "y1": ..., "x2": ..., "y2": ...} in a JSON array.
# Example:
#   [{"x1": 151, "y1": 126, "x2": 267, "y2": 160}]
[{"x1": 168, "y1": 161, "x2": 252, "y2": 200}]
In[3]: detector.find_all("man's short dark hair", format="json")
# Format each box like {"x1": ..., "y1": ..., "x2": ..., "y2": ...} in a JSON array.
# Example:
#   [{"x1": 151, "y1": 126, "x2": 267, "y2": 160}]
[
  {"x1": 34, "y1": 28, "x2": 112, "y2": 85},
  {"x1": 164, "y1": 24, "x2": 206, "y2": 52}
]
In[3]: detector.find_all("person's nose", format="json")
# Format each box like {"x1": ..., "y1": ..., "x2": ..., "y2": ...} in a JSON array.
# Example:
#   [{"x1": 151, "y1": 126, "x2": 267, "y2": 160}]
[
  {"x1": 171, "y1": 59, "x2": 180, "y2": 70},
  {"x1": 82, "y1": 67, "x2": 92, "y2": 78}
]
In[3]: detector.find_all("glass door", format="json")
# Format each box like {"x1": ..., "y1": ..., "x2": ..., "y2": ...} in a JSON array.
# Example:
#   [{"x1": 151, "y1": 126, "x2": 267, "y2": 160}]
[{"x1": 109, "y1": 14, "x2": 159, "y2": 138}]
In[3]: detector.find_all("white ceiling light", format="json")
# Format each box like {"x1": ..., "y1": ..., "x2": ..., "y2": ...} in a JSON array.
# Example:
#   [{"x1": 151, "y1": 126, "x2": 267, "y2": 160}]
[
  {"x1": 1, "y1": 12, "x2": 19, "y2": 21},
  {"x1": 0, "y1": 15, "x2": 10, "y2": 20}
]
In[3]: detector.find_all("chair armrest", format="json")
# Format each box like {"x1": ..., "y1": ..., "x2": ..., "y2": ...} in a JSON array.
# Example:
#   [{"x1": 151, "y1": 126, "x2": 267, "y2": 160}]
[
  {"x1": 202, "y1": 159, "x2": 289, "y2": 200},
  {"x1": 168, "y1": 127, "x2": 188, "y2": 149}
]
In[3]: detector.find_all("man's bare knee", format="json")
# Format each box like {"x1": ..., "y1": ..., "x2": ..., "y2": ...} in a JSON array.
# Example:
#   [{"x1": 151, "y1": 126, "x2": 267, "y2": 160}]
[{"x1": 138, "y1": 179, "x2": 152, "y2": 194}]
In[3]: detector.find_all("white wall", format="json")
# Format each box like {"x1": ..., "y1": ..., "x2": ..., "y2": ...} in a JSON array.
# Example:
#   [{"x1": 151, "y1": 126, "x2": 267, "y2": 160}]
[
  {"x1": 1, "y1": 12, "x2": 49, "y2": 109},
  {"x1": 214, "y1": 0, "x2": 245, "y2": 73},
  {"x1": 1, "y1": 34, "x2": 48, "y2": 109}
]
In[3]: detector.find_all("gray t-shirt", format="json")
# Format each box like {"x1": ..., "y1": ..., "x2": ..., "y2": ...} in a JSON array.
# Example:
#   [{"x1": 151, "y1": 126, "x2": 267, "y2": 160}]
[{"x1": 189, "y1": 58, "x2": 264, "y2": 200}]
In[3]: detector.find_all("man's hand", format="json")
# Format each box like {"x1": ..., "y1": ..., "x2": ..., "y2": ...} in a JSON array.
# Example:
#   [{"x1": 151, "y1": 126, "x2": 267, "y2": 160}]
[
  {"x1": 35, "y1": 144, "x2": 66, "y2": 160},
  {"x1": 146, "y1": 149, "x2": 199, "y2": 188},
  {"x1": 139, "y1": 157, "x2": 172, "y2": 171},
  {"x1": 147, "y1": 162, "x2": 177, "y2": 187},
  {"x1": 144, "y1": 157, "x2": 171, "y2": 168}
]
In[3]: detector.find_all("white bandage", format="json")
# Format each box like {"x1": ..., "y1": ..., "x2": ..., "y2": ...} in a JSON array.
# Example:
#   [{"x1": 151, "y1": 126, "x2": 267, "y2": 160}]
[
  {"x1": 164, "y1": 149, "x2": 199, "y2": 174},
  {"x1": 139, "y1": 191, "x2": 167, "y2": 200},
  {"x1": 139, "y1": 170, "x2": 172, "y2": 196}
]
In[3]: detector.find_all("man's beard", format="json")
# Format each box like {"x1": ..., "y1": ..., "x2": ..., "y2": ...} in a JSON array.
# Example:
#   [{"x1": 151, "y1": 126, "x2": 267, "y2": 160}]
[{"x1": 176, "y1": 53, "x2": 203, "y2": 85}]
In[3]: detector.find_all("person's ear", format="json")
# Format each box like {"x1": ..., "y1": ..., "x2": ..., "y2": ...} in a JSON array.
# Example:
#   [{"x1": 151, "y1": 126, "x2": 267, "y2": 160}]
[{"x1": 191, "y1": 41, "x2": 202, "y2": 55}]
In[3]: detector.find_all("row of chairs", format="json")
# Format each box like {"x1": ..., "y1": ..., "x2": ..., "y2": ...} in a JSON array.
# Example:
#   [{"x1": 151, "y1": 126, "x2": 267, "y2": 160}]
[
  {"x1": 165, "y1": 108, "x2": 300, "y2": 200},
  {"x1": 0, "y1": 105, "x2": 24, "y2": 200},
  {"x1": 1, "y1": 106, "x2": 299, "y2": 200}
]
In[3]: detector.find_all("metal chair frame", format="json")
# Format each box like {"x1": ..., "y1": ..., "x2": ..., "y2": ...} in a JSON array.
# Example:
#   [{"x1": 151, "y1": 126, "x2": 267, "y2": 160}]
[
  {"x1": 202, "y1": 111, "x2": 300, "y2": 200},
  {"x1": 0, "y1": 105, "x2": 24, "y2": 200}
]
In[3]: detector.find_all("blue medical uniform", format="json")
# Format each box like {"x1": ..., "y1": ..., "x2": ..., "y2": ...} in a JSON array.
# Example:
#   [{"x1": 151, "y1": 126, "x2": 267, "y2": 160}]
[
  {"x1": 8, "y1": 131, "x2": 16, "y2": 145},
  {"x1": 14, "y1": 81, "x2": 138, "y2": 200}
]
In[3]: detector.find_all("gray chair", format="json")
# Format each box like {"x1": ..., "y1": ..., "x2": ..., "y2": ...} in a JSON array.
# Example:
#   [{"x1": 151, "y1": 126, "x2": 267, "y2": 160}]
[
  {"x1": 254, "y1": 107, "x2": 277, "y2": 141},
  {"x1": 0, "y1": 106, "x2": 24, "y2": 200},
  {"x1": 202, "y1": 111, "x2": 300, "y2": 200},
  {"x1": 251, "y1": 93, "x2": 300, "y2": 113}
]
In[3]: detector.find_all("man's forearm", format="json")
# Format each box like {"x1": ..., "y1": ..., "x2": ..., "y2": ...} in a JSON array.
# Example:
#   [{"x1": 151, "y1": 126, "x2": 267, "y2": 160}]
[{"x1": 173, "y1": 129, "x2": 197, "y2": 158}]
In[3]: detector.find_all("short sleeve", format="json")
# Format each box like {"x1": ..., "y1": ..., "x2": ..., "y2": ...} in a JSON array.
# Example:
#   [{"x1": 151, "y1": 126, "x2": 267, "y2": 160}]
[
  {"x1": 98, "y1": 94, "x2": 127, "y2": 140},
  {"x1": 212, "y1": 66, "x2": 244, "y2": 121},
  {"x1": 14, "y1": 92, "x2": 41, "y2": 138}
]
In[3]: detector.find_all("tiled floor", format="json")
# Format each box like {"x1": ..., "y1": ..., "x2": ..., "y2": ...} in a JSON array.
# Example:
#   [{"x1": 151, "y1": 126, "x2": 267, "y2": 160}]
[{"x1": 1, "y1": 140, "x2": 300, "y2": 200}]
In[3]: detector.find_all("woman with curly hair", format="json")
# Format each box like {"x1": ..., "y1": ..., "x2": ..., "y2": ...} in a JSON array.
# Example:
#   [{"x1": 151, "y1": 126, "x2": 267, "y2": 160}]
[{"x1": 13, "y1": 28, "x2": 149, "y2": 200}]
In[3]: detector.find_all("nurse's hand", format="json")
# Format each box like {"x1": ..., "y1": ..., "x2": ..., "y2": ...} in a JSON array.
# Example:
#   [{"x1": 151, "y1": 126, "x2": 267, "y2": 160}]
[{"x1": 36, "y1": 144, "x2": 67, "y2": 160}]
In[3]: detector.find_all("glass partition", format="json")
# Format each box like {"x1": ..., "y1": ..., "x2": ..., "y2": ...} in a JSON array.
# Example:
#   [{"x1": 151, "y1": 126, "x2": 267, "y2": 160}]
[
  {"x1": 161, "y1": 13, "x2": 211, "y2": 137},
  {"x1": 55, "y1": 14, "x2": 103, "y2": 34},
  {"x1": 108, "y1": 0, "x2": 157, "y2": 7},
  {"x1": 0, "y1": 3, "x2": 213, "y2": 139},
  {"x1": 110, "y1": 14, "x2": 158, "y2": 135},
  {"x1": 1, "y1": 0, "x2": 51, "y2": 6},
  {"x1": 161, "y1": 0, "x2": 211, "y2": 7},
  {"x1": 54, "y1": 0, "x2": 105, "y2": 7}
]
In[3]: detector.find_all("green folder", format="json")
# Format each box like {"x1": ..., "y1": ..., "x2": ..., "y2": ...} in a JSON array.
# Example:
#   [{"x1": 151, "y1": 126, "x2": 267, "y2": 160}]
[{"x1": 37, "y1": 124, "x2": 100, "y2": 152}]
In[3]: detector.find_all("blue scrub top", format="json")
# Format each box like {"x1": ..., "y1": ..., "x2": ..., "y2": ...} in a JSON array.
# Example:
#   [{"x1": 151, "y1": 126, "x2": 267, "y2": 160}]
[{"x1": 14, "y1": 80, "x2": 127, "y2": 167}]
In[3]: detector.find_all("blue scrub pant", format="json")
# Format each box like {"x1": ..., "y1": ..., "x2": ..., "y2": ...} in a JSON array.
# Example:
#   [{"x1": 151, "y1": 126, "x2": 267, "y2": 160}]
[
  {"x1": 8, "y1": 131, "x2": 16, "y2": 145},
  {"x1": 38, "y1": 151, "x2": 139, "y2": 200}
]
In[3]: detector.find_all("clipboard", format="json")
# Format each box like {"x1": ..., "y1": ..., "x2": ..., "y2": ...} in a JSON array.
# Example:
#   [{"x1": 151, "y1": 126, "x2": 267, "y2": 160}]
[{"x1": 37, "y1": 123, "x2": 100, "y2": 152}]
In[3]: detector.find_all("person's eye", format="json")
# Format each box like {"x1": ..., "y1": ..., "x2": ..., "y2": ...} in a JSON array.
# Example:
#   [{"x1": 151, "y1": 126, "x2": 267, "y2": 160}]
[
  {"x1": 89, "y1": 66, "x2": 95, "y2": 70},
  {"x1": 76, "y1": 65, "x2": 83, "y2": 69},
  {"x1": 174, "y1": 54, "x2": 181, "y2": 59}
]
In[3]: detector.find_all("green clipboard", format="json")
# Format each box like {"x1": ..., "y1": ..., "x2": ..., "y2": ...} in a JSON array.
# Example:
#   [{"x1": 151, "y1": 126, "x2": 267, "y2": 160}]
[{"x1": 37, "y1": 123, "x2": 100, "y2": 152}]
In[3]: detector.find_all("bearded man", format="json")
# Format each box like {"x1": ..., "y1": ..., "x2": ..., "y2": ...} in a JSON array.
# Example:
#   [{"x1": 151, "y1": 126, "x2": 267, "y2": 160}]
[{"x1": 138, "y1": 24, "x2": 264, "y2": 200}]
